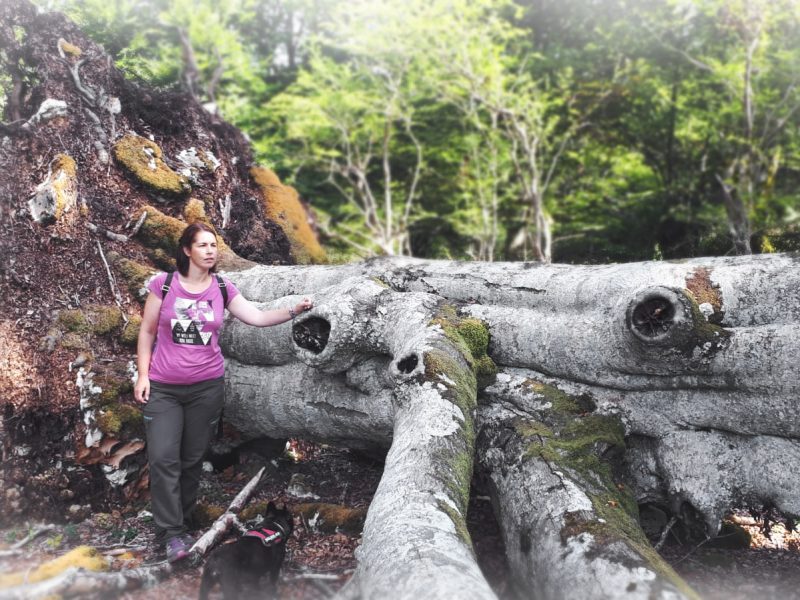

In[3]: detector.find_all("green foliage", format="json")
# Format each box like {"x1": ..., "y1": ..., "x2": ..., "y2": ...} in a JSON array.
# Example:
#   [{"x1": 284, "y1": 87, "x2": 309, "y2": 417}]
[{"x1": 28, "y1": 0, "x2": 800, "y2": 262}]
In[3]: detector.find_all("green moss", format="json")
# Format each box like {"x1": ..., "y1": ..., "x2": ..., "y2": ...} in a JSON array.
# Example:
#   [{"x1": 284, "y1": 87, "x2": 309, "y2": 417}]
[
  {"x1": 523, "y1": 380, "x2": 584, "y2": 414},
  {"x1": 112, "y1": 135, "x2": 190, "y2": 195},
  {"x1": 134, "y1": 206, "x2": 184, "y2": 253},
  {"x1": 61, "y1": 332, "x2": 88, "y2": 350},
  {"x1": 456, "y1": 318, "x2": 489, "y2": 357},
  {"x1": 50, "y1": 154, "x2": 78, "y2": 221},
  {"x1": 120, "y1": 315, "x2": 141, "y2": 347},
  {"x1": 58, "y1": 39, "x2": 82, "y2": 57},
  {"x1": 96, "y1": 403, "x2": 142, "y2": 436},
  {"x1": 516, "y1": 385, "x2": 701, "y2": 599},
  {"x1": 183, "y1": 197, "x2": 210, "y2": 225},
  {"x1": 93, "y1": 373, "x2": 133, "y2": 406},
  {"x1": 192, "y1": 503, "x2": 226, "y2": 527},
  {"x1": 251, "y1": 166, "x2": 326, "y2": 264},
  {"x1": 424, "y1": 349, "x2": 477, "y2": 418},
  {"x1": 474, "y1": 355, "x2": 498, "y2": 388},
  {"x1": 239, "y1": 502, "x2": 270, "y2": 521},
  {"x1": 437, "y1": 500, "x2": 473, "y2": 548},
  {"x1": 515, "y1": 419, "x2": 554, "y2": 439},
  {"x1": 0, "y1": 546, "x2": 106, "y2": 588},
  {"x1": 109, "y1": 252, "x2": 155, "y2": 302},
  {"x1": 147, "y1": 248, "x2": 176, "y2": 271},
  {"x1": 58, "y1": 309, "x2": 89, "y2": 333},
  {"x1": 430, "y1": 307, "x2": 497, "y2": 389},
  {"x1": 580, "y1": 496, "x2": 701, "y2": 600},
  {"x1": 87, "y1": 305, "x2": 123, "y2": 336}
]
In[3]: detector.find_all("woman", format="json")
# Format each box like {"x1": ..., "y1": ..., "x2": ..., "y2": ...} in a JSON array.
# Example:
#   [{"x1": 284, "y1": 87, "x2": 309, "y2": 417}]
[{"x1": 134, "y1": 222, "x2": 312, "y2": 563}]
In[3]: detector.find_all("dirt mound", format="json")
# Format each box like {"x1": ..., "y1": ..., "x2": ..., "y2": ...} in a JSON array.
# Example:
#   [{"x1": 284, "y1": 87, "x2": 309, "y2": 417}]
[{"x1": 0, "y1": 0, "x2": 320, "y2": 522}]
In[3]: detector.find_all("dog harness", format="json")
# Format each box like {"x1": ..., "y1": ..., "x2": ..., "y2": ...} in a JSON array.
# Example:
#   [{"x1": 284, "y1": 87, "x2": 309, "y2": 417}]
[{"x1": 243, "y1": 522, "x2": 287, "y2": 547}]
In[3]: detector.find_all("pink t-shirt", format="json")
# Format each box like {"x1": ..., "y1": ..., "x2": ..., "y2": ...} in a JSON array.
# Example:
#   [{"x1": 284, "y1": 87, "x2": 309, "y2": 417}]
[{"x1": 146, "y1": 272, "x2": 240, "y2": 385}]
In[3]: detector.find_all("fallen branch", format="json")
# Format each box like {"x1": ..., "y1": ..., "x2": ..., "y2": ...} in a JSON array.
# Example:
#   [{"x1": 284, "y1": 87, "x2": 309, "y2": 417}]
[
  {"x1": 0, "y1": 561, "x2": 173, "y2": 600},
  {"x1": 654, "y1": 516, "x2": 678, "y2": 551},
  {"x1": 129, "y1": 211, "x2": 147, "y2": 237},
  {"x1": 86, "y1": 221, "x2": 128, "y2": 243},
  {"x1": 10, "y1": 524, "x2": 56, "y2": 550},
  {"x1": 0, "y1": 469, "x2": 266, "y2": 599},
  {"x1": 189, "y1": 466, "x2": 265, "y2": 561},
  {"x1": 95, "y1": 240, "x2": 128, "y2": 324}
]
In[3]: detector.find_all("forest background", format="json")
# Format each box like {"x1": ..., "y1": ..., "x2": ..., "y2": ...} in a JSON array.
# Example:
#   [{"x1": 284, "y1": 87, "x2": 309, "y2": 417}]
[{"x1": 7, "y1": 0, "x2": 800, "y2": 264}]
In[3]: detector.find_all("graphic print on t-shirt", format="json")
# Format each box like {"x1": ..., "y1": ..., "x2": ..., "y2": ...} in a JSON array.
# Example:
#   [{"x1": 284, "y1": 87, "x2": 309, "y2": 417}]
[{"x1": 171, "y1": 297, "x2": 214, "y2": 345}]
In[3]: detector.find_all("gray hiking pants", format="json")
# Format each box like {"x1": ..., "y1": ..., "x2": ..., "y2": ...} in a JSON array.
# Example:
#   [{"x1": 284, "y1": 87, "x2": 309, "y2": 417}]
[{"x1": 144, "y1": 376, "x2": 224, "y2": 541}]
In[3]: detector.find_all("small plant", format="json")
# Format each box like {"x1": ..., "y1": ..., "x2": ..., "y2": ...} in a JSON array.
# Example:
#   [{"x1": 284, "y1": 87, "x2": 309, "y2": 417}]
[
  {"x1": 4, "y1": 530, "x2": 17, "y2": 543},
  {"x1": 46, "y1": 533, "x2": 64, "y2": 549},
  {"x1": 63, "y1": 524, "x2": 79, "y2": 541}
]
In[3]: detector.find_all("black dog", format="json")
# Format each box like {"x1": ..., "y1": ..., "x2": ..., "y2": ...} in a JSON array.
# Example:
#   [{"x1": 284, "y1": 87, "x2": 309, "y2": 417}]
[{"x1": 198, "y1": 502, "x2": 293, "y2": 600}]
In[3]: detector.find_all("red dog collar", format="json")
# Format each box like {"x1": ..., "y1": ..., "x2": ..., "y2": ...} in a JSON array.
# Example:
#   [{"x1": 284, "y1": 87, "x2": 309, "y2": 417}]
[{"x1": 243, "y1": 527, "x2": 284, "y2": 547}]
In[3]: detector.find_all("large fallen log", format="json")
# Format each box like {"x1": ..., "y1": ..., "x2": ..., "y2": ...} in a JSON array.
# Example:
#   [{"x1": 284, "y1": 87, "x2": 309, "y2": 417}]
[{"x1": 220, "y1": 254, "x2": 800, "y2": 599}]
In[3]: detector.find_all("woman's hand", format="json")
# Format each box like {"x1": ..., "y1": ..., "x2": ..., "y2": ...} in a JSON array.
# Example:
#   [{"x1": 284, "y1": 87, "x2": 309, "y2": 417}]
[
  {"x1": 294, "y1": 297, "x2": 313, "y2": 315},
  {"x1": 134, "y1": 375, "x2": 150, "y2": 404}
]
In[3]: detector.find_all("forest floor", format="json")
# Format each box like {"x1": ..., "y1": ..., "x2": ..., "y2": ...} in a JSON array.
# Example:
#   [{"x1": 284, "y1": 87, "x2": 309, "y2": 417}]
[{"x1": 1, "y1": 441, "x2": 799, "y2": 600}]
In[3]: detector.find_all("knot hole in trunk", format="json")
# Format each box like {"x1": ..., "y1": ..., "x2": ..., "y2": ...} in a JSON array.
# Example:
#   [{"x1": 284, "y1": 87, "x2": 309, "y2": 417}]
[
  {"x1": 293, "y1": 316, "x2": 331, "y2": 354},
  {"x1": 396, "y1": 354, "x2": 419, "y2": 374},
  {"x1": 630, "y1": 296, "x2": 676, "y2": 338}
]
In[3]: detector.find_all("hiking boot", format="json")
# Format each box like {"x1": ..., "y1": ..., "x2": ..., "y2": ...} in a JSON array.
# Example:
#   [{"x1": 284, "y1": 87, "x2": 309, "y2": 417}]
[{"x1": 165, "y1": 535, "x2": 191, "y2": 563}]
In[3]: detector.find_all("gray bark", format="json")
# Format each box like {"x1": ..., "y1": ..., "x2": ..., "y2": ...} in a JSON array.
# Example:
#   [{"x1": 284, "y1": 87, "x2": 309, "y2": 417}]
[{"x1": 220, "y1": 254, "x2": 800, "y2": 600}]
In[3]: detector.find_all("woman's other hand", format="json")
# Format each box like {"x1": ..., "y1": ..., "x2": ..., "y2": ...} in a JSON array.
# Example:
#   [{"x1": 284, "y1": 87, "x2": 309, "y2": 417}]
[{"x1": 134, "y1": 375, "x2": 150, "y2": 404}]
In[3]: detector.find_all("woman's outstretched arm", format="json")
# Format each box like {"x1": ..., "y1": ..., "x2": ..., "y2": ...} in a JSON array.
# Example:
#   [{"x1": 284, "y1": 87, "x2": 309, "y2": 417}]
[{"x1": 226, "y1": 294, "x2": 313, "y2": 327}]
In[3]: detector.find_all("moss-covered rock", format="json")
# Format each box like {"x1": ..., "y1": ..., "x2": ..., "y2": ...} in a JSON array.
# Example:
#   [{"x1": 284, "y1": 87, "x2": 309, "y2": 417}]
[
  {"x1": 86, "y1": 304, "x2": 123, "y2": 336},
  {"x1": 108, "y1": 252, "x2": 155, "y2": 302},
  {"x1": 251, "y1": 166, "x2": 326, "y2": 264},
  {"x1": 113, "y1": 134, "x2": 191, "y2": 196},
  {"x1": 60, "y1": 332, "x2": 89, "y2": 350},
  {"x1": 58, "y1": 308, "x2": 89, "y2": 333},
  {"x1": 134, "y1": 204, "x2": 251, "y2": 272},
  {"x1": 192, "y1": 503, "x2": 226, "y2": 527},
  {"x1": 57, "y1": 38, "x2": 82, "y2": 58},
  {"x1": 28, "y1": 154, "x2": 78, "y2": 224},
  {"x1": 120, "y1": 315, "x2": 142, "y2": 347},
  {"x1": 96, "y1": 402, "x2": 142, "y2": 436}
]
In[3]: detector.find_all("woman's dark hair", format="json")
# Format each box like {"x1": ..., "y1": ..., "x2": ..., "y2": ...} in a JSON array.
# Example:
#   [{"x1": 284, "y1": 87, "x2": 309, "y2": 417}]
[{"x1": 176, "y1": 223, "x2": 218, "y2": 276}]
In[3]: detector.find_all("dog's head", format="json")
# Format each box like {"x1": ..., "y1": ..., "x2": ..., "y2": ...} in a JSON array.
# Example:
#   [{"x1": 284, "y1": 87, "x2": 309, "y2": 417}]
[{"x1": 261, "y1": 501, "x2": 294, "y2": 538}]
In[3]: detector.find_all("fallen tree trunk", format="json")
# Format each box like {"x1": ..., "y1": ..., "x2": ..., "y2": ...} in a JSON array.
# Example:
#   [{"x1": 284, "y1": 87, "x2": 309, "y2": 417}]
[{"x1": 220, "y1": 254, "x2": 800, "y2": 599}]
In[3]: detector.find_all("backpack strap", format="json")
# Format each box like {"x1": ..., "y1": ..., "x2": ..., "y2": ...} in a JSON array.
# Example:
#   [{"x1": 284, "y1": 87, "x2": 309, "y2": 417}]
[
  {"x1": 160, "y1": 272, "x2": 228, "y2": 308},
  {"x1": 161, "y1": 272, "x2": 174, "y2": 299},
  {"x1": 215, "y1": 274, "x2": 229, "y2": 308}
]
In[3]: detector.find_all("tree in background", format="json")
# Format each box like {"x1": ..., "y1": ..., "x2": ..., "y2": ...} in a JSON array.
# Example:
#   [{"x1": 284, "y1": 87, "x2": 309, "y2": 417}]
[
  {"x1": 19, "y1": 0, "x2": 800, "y2": 261},
  {"x1": 631, "y1": 0, "x2": 800, "y2": 255}
]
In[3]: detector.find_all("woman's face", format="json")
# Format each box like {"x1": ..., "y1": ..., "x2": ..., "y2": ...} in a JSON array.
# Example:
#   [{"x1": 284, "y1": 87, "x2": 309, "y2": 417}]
[{"x1": 184, "y1": 230, "x2": 218, "y2": 271}]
